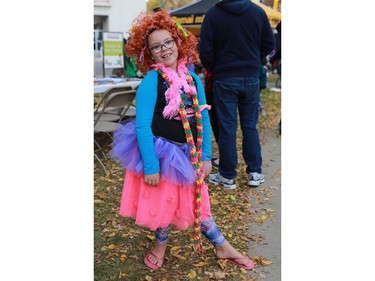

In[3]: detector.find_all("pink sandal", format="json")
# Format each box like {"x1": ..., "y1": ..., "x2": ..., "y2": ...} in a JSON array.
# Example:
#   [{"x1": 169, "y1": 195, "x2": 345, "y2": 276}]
[
  {"x1": 225, "y1": 256, "x2": 254, "y2": 270},
  {"x1": 143, "y1": 250, "x2": 165, "y2": 270},
  {"x1": 216, "y1": 254, "x2": 254, "y2": 270}
]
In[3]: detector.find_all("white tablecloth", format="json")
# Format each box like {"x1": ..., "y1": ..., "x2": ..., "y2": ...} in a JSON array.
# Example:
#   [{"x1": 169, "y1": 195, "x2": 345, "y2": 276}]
[{"x1": 94, "y1": 78, "x2": 142, "y2": 94}]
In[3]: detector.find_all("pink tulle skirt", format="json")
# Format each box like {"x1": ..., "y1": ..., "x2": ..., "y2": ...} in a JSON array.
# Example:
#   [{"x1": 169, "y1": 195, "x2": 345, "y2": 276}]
[{"x1": 119, "y1": 170, "x2": 212, "y2": 231}]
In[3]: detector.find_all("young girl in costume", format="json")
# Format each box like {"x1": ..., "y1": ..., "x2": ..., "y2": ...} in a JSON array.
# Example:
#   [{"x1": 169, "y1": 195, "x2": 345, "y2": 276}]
[{"x1": 110, "y1": 9, "x2": 254, "y2": 271}]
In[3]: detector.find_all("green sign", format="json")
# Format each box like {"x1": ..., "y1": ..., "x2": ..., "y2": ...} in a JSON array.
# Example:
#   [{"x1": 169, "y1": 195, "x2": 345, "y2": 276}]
[{"x1": 103, "y1": 32, "x2": 124, "y2": 69}]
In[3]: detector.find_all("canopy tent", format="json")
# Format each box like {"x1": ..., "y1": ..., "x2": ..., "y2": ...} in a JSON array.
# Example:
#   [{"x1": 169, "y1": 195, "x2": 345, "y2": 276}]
[
  {"x1": 254, "y1": 1, "x2": 281, "y2": 28},
  {"x1": 170, "y1": 0, "x2": 281, "y2": 36}
]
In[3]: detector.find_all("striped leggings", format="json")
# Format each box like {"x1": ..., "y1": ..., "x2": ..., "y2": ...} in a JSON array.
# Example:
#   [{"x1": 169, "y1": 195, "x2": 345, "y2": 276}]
[{"x1": 155, "y1": 216, "x2": 225, "y2": 247}]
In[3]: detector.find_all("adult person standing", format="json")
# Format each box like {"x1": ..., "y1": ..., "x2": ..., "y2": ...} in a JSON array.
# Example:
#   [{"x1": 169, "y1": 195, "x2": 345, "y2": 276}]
[
  {"x1": 269, "y1": 21, "x2": 281, "y2": 134},
  {"x1": 199, "y1": 0, "x2": 274, "y2": 189},
  {"x1": 269, "y1": 22, "x2": 281, "y2": 80}
]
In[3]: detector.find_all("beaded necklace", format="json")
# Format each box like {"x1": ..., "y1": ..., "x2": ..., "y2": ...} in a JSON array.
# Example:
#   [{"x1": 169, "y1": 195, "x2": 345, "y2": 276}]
[{"x1": 153, "y1": 60, "x2": 205, "y2": 252}]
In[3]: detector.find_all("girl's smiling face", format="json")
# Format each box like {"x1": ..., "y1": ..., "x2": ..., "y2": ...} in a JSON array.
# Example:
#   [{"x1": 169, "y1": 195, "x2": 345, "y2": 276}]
[{"x1": 148, "y1": 29, "x2": 178, "y2": 70}]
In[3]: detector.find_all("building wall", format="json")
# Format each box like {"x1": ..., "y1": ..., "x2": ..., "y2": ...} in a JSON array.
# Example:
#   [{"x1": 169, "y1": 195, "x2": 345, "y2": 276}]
[
  {"x1": 94, "y1": 0, "x2": 146, "y2": 77},
  {"x1": 94, "y1": 0, "x2": 146, "y2": 38}
]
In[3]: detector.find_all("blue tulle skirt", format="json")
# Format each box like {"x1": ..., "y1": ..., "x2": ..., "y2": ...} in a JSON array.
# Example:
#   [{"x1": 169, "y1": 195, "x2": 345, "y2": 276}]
[{"x1": 110, "y1": 119, "x2": 197, "y2": 187}]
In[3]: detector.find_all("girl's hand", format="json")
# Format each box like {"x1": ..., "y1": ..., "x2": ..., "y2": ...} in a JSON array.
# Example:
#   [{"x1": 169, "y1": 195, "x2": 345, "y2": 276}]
[
  {"x1": 201, "y1": 160, "x2": 212, "y2": 178},
  {"x1": 144, "y1": 173, "x2": 160, "y2": 187}
]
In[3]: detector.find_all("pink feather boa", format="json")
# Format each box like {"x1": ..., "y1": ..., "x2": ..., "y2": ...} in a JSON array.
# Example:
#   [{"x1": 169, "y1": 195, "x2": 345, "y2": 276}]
[{"x1": 152, "y1": 60, "x2": 198, "y2": 119}]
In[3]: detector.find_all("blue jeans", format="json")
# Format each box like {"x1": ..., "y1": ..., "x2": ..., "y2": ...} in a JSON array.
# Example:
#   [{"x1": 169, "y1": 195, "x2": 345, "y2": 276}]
[{"x1": 213, "y1": 77, "x2": 262, "y2": 179}]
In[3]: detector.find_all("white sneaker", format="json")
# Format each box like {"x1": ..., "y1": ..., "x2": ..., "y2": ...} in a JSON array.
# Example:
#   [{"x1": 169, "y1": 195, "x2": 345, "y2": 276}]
[
  {"x1": 209, "y1": 173, "x2": 236, "y2": 190},
  {"x1": 248, "y1": 172, "x2": 265, "y2": 187}
]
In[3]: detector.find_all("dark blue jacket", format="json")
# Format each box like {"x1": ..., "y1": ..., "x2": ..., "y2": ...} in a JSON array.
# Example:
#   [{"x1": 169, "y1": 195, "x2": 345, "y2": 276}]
[{"x1": 199, "y1": 0, "x2": 275, "y2": 79}]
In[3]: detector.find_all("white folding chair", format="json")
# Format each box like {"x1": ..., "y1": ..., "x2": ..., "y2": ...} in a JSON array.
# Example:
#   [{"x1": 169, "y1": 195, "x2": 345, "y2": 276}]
[
  {"x1": 94, "y1": 85, "x2": 133, "y2": 122},
  {"x1": 94, "y1": 89, "x2": 136, "y2": 172}
]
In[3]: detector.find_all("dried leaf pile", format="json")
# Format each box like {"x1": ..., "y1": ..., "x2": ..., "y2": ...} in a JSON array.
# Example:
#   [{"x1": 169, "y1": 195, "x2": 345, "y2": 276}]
[{"x1": 94, "y1": 86, "x2": 281, "y2": 280}]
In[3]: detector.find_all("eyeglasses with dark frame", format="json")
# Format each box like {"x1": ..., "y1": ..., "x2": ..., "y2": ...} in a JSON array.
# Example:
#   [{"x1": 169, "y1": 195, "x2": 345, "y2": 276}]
[{"x1": 149, "y1": 39, "x2": 175, "y2": 53}]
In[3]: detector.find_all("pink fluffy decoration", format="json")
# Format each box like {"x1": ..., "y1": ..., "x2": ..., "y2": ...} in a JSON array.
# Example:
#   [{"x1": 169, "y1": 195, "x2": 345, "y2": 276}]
[{"x1": 152, "y1": 60, "x2": 197, "y2": 119}]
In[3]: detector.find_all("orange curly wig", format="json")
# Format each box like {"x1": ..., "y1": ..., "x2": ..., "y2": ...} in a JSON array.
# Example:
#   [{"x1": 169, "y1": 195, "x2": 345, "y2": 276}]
[{"x1": 126, "y1": 9, "x2": 199, "y2": 74}]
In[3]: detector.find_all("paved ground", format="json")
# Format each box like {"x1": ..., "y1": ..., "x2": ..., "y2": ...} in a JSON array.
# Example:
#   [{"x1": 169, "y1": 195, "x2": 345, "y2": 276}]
[{"x1": 248, "y1": 127, "x2": 281, "y2": 280}]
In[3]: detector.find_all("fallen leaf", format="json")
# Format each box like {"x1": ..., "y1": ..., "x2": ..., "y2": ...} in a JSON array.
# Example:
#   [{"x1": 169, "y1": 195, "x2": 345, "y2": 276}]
[
  {"x1": 252, "y1": 256, "x2": 273, "y2": 266},
  {"x1": 211, "y1": 198, "x2": 219, "y2": 205},
  {"x1": 120, "y1": 254, "x2": 127, "y2": 262},
  {"x1": 170, "y1": 246, "x2": 181, "y2": 252},
  {"x1": 188, "y1": 269, "x2": 196, "y2": 279},
  {"x1": 214, "y1": 271, "x2": 226, "y2": 279},
  {"x1": 171, "y1": 253, "x2": 186, "y2": 260},
  {"x1": 146, "y1": 235, "x2": 155, "y2": 241},
  {"x1": 248, "y1": 275, "x2": 259, "y2": 281},
  {"x1": 254, "y1": 214, "x2": 271, "y2": 223},
  {"x1": 217, "y1": 259, "x2": 227, "y2": 270},
  {"x1": 107, "y1": 244, "x2": 115, "y2": 250},
  {"x1": 193, "y1": 261, "x2": 206, "y2": 267},
  {"x1": 261, "y1": 259, "x2": 273, "y2": 266}
]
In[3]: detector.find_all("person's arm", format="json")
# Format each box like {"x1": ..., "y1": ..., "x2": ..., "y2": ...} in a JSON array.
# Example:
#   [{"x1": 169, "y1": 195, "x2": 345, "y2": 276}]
[
  {"x1": 198, "y1": 12, "x2": 215, "y2": 72},
  {"x1": 260, "y1": 14, "x2": 275, "y2": 61},
  {"x1": 270, "y1": 33, "x2": 281, "y2": 62},
  {"x1": 135, "y1": 70, "x2": 160, "y2": 175},
  {"x1": 269, "y1": 48, "x2": 280, "y2": 64}
]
